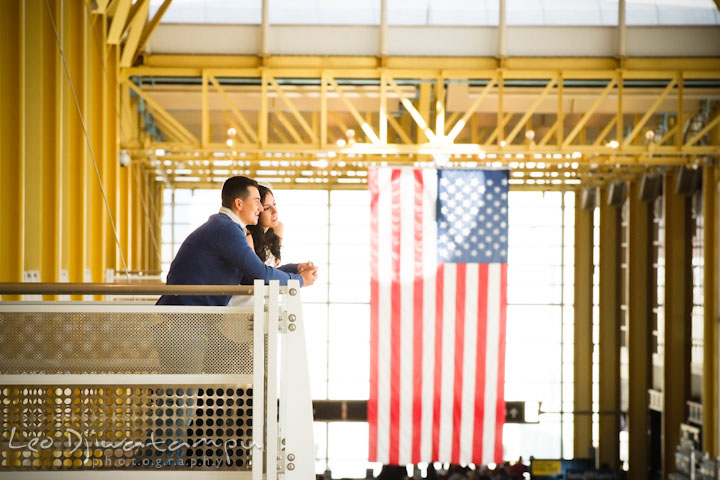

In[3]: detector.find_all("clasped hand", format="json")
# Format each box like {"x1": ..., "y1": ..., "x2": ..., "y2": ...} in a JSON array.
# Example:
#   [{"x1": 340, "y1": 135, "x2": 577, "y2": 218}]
[{"x1": 297, "y1": 261, "x2": 318, "y2": 286}]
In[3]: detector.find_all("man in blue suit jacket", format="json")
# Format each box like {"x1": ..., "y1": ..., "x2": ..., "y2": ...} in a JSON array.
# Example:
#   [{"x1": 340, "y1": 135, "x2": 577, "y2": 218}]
[{"x1": 157, "y1": 176, "x2": 317, "y2": 306}]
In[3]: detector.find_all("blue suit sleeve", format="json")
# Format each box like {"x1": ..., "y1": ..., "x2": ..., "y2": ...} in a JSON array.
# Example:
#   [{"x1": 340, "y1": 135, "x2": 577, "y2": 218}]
[
  {"x1": 217, "y1": 223, "x2": 304, "y2": 286},
  {"x1": 278, "y1": 263, "x2": 298, "y2": 274}
]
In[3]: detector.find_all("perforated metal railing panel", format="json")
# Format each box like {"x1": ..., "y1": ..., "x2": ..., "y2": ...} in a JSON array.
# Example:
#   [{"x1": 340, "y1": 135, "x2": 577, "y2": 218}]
[
  {"x1": 0, "y1": 311, "x2": 254, "y2": 374},
  {"x1": 0, "y1": 385, "x2": 254, "y2": 471}
]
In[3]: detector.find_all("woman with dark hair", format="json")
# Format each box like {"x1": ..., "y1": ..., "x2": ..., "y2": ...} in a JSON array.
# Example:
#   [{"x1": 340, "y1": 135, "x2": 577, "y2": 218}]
[{"x1": 246, "y1": 183, "x2": 283, "y2": 266}]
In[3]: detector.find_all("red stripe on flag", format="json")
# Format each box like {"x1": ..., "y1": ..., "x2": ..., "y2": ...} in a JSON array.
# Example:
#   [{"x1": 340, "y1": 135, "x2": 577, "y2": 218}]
[
  {"x1": 411, "y1": 169, "x2": 424, "y2": 464},
  {"x1": 368, "y1": 168, "x2": 379, "y2": 461},
  {"x1": 432, "y1": 263, "x2": 444, "y2": 461},
  {"x1": 451, "y1": 263, "x2": 467, "y2": 463},
  {"x1": 389, "y1": 169, "x2": 402, "y2": 465},
  {"x1": 494, "y1": 263, "x2": 508, "y2": 462},
  {"x1": 472, "y1": 264, "x2": 489, "y2": 463}
]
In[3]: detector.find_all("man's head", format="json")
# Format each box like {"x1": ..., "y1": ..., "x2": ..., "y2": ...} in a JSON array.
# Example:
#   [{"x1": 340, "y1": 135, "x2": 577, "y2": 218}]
[{"x1": 221, "y1": 176, "x2": 262, "y2": 225}]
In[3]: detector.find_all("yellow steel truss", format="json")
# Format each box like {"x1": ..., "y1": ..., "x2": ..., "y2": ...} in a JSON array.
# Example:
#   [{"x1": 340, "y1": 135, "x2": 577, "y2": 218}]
[{"x1": 118, "y1": 56, "x2": 720, "y2": 190}]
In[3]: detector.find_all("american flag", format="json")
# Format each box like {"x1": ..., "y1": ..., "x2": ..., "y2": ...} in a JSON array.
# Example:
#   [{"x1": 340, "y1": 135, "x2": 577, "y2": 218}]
[{"x1": 368, "y1": 167, "x2": 508, "y2": 466}]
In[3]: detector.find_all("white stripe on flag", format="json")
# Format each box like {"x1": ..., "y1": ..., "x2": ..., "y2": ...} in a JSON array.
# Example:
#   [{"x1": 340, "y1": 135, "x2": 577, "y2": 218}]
[
  {"x1": 398, "y1": 169, "x2": 415, "y2": 464},
  {"x1": 420, "y1": 169, "x2": 437, "y2": 461},
  {"x1": 376, "y1": 168, "x2": 392, "y2": 463},
  {"x1": 438, "y1": 262, "x2": 456, "y2": 462},
  {"x1": 460, "y1": 263, "x2": 479, "y2": 463},
  {"x1": 482, "y1": 263, "x2": 501, "y2": 463}
]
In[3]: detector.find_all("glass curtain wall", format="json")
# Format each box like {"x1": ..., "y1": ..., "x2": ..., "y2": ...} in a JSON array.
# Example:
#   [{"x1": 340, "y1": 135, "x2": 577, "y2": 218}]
[{"x1": 161, "y1": 187, "x2": 577, "y2": 476}]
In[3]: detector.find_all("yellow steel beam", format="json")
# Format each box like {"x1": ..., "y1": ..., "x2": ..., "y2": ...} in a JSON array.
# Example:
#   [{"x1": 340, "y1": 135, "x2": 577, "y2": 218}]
[
  {"x1": 563, "y1": 78, "x2": 617, "y2": 147},
  {"x1": 222, "y1": 111, "x2": 250, "y2": 145},
  {"x1": 119, "y1": 0, "x2": 148, "y2": 67},
  {"x1": 387, "y1": 113, "x2": 412, "y2": 145},
  {"x1": 268, "y1": 75, "x2": 318, "y2": 144},
  {"x1": 275, "y1": 110, "x2": 304, "y2": 144},
  {"x1": 484, "y1": 113, "x2": 514, "y2": 145},
  {"x1": 622, "y1": 78, "x2": 676, "y2": 148},
  {"x1": 598, "y1": 187, "x2": 621, "y2": 469},
  {"x1": 320, "y1": 72, "x2": 328, "y2": 147},
  {"x1": 505, "y1": 77, "x2": 557, "y2": 145},
  {"x1": 272, "y1": 125, "x2": 290, "y2": 144},
  {"x1": 24, "y1": 0, "x2": 44, "y2": 279},
  {"x1": 685, "y1": 111, "x2": 720, "y2": 147},
  {"x1": 435, "y1": 73, "x2": 445, "y2": 138},
  {"x1": 95, "y1": 0, "x2": 111, "y2": 14},
  {"x1": 259, "y1": 70, "x2": 268, "y2": 146},
  {"x1": 126, "y1": 81, "x2": 198, "y2": 144},
  {"x1": 574, "y1": 193, "x2": 594, "y2": 458},
  {"x1": 593, "y1": 117, "x2": 619, "y2": 147},
  {"x1": 107, "y1": 0, "x2": 131, "y2": 44},
  {"x1": 328, "y1": 75, "x2": 380, "y2": 144},
  {"x1": 134, "y1": 0, "x2": 171, "y2": 63},
  {"x1": 201, "y1": 71, "x2": 210, "y2": 147},
  {"x1": 538, "y1": 120, "x2": 559, "y2": 147},
  {"x1": 444, "y1": 111, "x2": 460, "y2": 133},
  {"x1": 388, "y1": 76, "x2": 435, "y2": 143},
  {"x1": 0, "y1": 0, "x2": 24, "y2": 292},
  {"x1": 379, "y1": 71, "x2": 388, "y2": 144},
  {"x1": 557, "y1": 71, "x2": 564, "y2": 149},
  {"x1": 446, "y1": 75, "x2": 497, "y2": 143},
  {"x1": 657, "y1": 122, "x2": 679, "y2": 146},
  {"x1": 663, "y1": 170, "x2": 692, "y2": 479},
  {"x1": 626, "y1": 182, "x2": 651, "y2": 478},
  {"x1": 209, "y1": 75, "x2": 258, "y2": 143}
]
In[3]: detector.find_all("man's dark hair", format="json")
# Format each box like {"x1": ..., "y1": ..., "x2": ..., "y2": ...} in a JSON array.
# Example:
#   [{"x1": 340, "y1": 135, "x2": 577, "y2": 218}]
[{"x1": 221, "y1": 176, "x2": 258, "y2": 208}]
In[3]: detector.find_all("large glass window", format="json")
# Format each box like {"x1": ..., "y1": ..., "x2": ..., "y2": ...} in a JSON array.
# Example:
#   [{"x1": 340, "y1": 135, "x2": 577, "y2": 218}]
[{"x1": 161, "y1": 186, "x2": 576, "y2": 476}]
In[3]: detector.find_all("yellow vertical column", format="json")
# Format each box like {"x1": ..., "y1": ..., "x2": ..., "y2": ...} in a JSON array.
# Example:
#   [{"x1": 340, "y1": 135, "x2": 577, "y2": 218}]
[
  {"x1": 662, "y1": 169, "x2": 692, "y2": 477},
  {"x1": 105, "y1": 41, "x2": 121, "y2": 276},
  {"x1": 87, "y1": 12, "x2": 107, "y2": 284},
  {"x1": 0, "y1": 1, "x2": 24, "y2": 296},
  {"x1": 23, "y1": 0, "x2": 45, "y2": 281},
  {"x1": 598, "y1": 188, "x2": 621, "y2": 469},
  {"x1": 417, "y1": 83, "x2": 431, "y2": 144},
  {"x1": 58, "y1": 1, "x2": 88, "y2": 296},
  {"x1": 574, "y1": 192, "x2": 594, "y2": 458},
  {"x1": 43, "y1": 0, "x2": 61, "y2": 292},
  {"x1": 626, "y1": 182, "x2": 651, "y2": 478},
  {"x1": 703, "y1": 163, "x2": 717, "y2": 456}
]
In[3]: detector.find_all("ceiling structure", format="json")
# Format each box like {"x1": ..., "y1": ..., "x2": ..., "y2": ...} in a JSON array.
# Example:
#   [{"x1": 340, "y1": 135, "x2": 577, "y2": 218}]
[{"x1": 104, "y1": 0, "x2": 720, "y2": 190}]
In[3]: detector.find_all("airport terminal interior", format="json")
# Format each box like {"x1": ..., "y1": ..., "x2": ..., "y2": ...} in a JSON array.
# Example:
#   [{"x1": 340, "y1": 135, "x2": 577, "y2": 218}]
[{"x1": 1, "y1": 0, "x2": 720, "y2": 479}]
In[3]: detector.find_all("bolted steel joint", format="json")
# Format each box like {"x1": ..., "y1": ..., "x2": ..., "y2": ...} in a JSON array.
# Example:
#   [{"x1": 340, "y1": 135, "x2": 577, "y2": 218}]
[
  {"x1": 287, "y1": 463, "x2": 295, "y2": 471},
  {"x1": 288, "y1": 324, "x2": 297, "y2": 332},
  {"x1": 288, "y1": 314, "x2": 296, "y2": 322},
  {"x1": 287, "y1": 453, "x2": 295, "y2": 461}
]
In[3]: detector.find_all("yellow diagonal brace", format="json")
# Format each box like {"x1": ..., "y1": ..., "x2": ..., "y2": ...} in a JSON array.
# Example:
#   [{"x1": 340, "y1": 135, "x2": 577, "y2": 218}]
[
  {"x1": 622, "y1": 78, "x2": 676, "y2": 148},
  {"x1": 685, "y1": 111, "x2": 720, "y2": 147},
  {"x1": 387, "y1": 76, "x2": 435, "y2": 143},
  {"x1": 95, "y1": 0, "x2": 111, "y2": 13},
  {"x1": 658, "y1": 123, "x2": 679, "y2": 146},
  {"x1": 126, "y1": 81, "x2": 198, "y2": 144},
  {"x1": 208, "y1": 74, "x2": 258, "y2": 143},
  {"x1": 387, "y1": 114, "x2": 412, "y2": 144},
  {"x1": 327, "y1": 76, "x2": 380, "y2": 144},
  {"x1": 275, "y1": 111, "x2": 304, "y2": 144},
  {"x1": 484, "y1": 113, "x2": 514, "y2": 145},
  {"x1": 447, "y1": 75, "x2": 497, "y2": 143},
  {"x1": 329, "y1": 111, "x2": 351, "y2": 139},
  {"x1": 134, "y1": 0, "x2": 171, "y2": 63},
  {"x1": 152, "y1": 111, "x2": 191, "y2": 144},
  {"x1": 120, "y1": 0, "x2": 148, "y2": 67},
  {"x1": 268, "y1": 75, "x2": 318, "y2": 144},
  {"x1": 592, "y1": 116, "x2": 618, "y2": 146},
  {"x1": 444, "y1": 111, "x2": 460, "y2": 132},
  {"x1": 107, "y1": 0, "x2": 131, "y2": 44},
  {"x1": 505, "y1": 77, "x2": 557, "y2": 145},
  {"x1": 563, "y1": 78, "x2": 617, "y2": 147},
  {"x1": 272, "y1": 125, "x2": 290, "y2": 144},
  {"x1": 222, "y1": 111, "x2": 250, "y2": 145}
]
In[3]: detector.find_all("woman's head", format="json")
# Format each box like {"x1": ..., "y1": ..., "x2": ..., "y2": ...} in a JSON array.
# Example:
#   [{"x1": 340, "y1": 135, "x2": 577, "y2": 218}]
[{"x1": 257, "y1": 185, "x2": 279, "y2": 231}]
